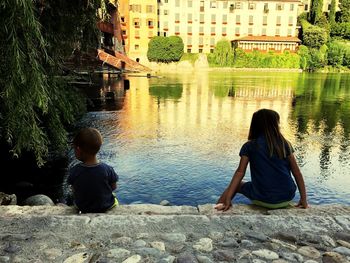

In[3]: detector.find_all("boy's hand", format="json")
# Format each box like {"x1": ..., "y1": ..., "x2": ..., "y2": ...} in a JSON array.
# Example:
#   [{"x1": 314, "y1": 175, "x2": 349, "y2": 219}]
[
  {"x1": 214, "y1": 200, "x2": 232, "y2": 212},
  {"x1": 295, "y1": 199, "x2": 308, "y2": 209}
]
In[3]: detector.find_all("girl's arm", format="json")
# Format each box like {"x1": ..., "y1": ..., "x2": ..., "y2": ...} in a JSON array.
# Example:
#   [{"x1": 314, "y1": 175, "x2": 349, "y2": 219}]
[
  {"x1": 288, "y1": 154, "x2": 308, "y2": 208},
  {"x1": 216, "y1": 156, "x2": 249, "y2": 211}
]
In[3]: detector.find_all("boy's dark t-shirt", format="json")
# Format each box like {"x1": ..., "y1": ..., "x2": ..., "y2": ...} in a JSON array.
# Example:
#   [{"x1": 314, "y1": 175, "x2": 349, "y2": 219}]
[
  {"x1": 239, "y1": 136, "x2": 297, "y2": 204},
  {"x1": 68, "y1": 162, "x2": 118, "y2": 213}
]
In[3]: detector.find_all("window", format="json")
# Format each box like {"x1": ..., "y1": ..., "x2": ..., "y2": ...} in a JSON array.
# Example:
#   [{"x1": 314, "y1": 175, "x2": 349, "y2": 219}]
[
  {"x1": 200, "y1": 1, "x2": 205, "y2": 12},
  {"x1": 249, "y1": 15, "x2": 253, "y2": 25},
  {"x1": 222, "y1": 14, "x2": 227, "y2": 23},
  {"x1": 200, "y1": 14, "x2": 205, "y2": 23},
  {"x1": 146, "y1": 5, "x2": 154, "y2": 13},
  {"x1": 211, "y1": 27, "x2": 215, "y2": 34},
  {"x1": 304, "y1": 4, "x2": 308, "y2": 11},
  {"x1": 275, "y1": 28, "x2": 280, "y2": 36},
  {"x1": 133, "y1": 18, "x2": 140, "y2": 27},
  {"x1": 147, "y1": 19, "x2": 154, "y2": 27},
  {"x1": 223, "y1": 1, "x2": 228, "y2": 8},
  {"x1": 235, "y1": 27, "x2": 240, "y2": 35},
  {"x1": 248, "y1": 28, "x2": 253, "y2": 36},
  {"x1": 211, "y1": 14, "x2": 216, "y2": 23},
  {"x1": 288, "y1": 16, "x2": 293, "y2": 25},
  {"x1": 135, "y1": 44, "x2": 139, "y2": 50},
  {"x1": 163, "y1": 32, "x2": 167, "y2": 36},
  {"x1": 187, "y1": 26, "x2": 192, "y2": 34},
  {"x1": 199, "y1": 26, "x2": 204, "y2": 34},
  {"x1": 188, "y1": 13, "x2": 192, "y2": 22},
  {"x1": 199, "y1": 49, "x2": 203, "y2": 53},
  {"x1": 122, "y1": 30, "x2": 127, "y2": 35},
  {"x1": 262, "y1": 28, "x2": 266, "y2": 36},
  {"x1": 187, "y1": 49, "x2": 192, "y2": 53},
  {"x1": 288, "y1": 28, "x2": 292, "y2": 36},
  {"x1": 249, "y1": 3, "x2": 256, "y2": 9},
  {"x1": 210, "y1": 1, "x2": 217, "y2": 8},
  {"x1": 164, "y1": 10, "x2": 168, "y2": 15},
  {"x1": 188, "y1": 36, "x2": 192, "y2": 44},
  {"x1": 129, "y1": 4, "x2": 141, "y2": 12},
  {"x1": 210, "y1": 38, "x2": 215, "y2": 46},
  {"x1": 290, "y1": 4, "x2": 294, "y2": 11},
  {"x1": 199, "y1": 37, "x2": 204, "y2": 45},
  {"x1": 235, "y1": 2, "x2": 241, "y2": 9},
  {"x1": 175, "y1": 0, "x2": 180, "y2": 7},
  {"x1": 210, "y1": 49, "x2": 214, "y2": 53},
  {"x1": 165, "y1": 0, "x2": 168, "y2": 3},
  {"x1": 175, "y1": 25, "x2": 180, "y2": 33},
  {"x1": 175, "y1": 13, "x2": 180, "y2": 21},
  {"x1": 263, "y1": 16, "x2": 267, "y2": 25},
  {"x1": 163, "y1": 21, "x2": 168, "y2": 29},
  {"x1": 135, "y1": 30, "x2": 140, "y2": 37},
  {"x1": 188, "y1": 0, "x2": 192, "y2": 7},
  {"x1": 276, "y1": 3, "x2": 284, "y2": 10},
  {"x1": 236, "y1": 15, "x2": 241, "y2": 24},
  {"x1": 222, "y1": 27, "x2": 227, "y2": 35},
  {"x1": 121, "y1": 17, "x2": 125, "y2": 22},
  {"x1": 148, "y1": 31, "x2": 153, "y2": 37},
  {"x1": 264, "y1": 3, "x2": 269, "y2": 13},
  {"x1": 276, "y1": 16, "x2": 281, "y2": 25},
  {"x1": 328, "y1": 4, "x2": 331, "y2": 10}
]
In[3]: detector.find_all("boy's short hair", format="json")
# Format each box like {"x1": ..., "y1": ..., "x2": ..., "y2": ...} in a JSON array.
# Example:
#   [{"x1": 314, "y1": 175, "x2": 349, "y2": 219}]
[{"x1": 73, "y1": 128, "x2": 103, "y2": 155}]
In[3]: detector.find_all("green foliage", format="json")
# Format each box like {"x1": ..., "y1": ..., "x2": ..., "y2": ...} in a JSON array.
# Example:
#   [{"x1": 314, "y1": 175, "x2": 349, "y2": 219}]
[
  {"x1": 330, "y1": 22, "x2": 350, "y2": 39},
  {"x1": 315, "y1": 14, "x2": 330, "y2": 34},
  {"x1": 226, "y1": 49, "x2": 299, "y2": 68},
  {"x1": 340, "y1": 0, "x2": 350, "y2": 22},
  {"x1": 149, "y1": 84, "x2": 183, "y2": 100},
  {"x1": 180, "y1": 53, "x2": 199, "y2": 64},
  {"x1": 302, "y1": 24, "x2": 328, "y2": 48},
  {"x1": 147, "y1": 36, "x2": 184, "y2": 63},
  {"x1": 298, "y1": 45, "x2": 311, "y2": 70},
  {"x1": 343, "y1": 48, "x2": 350, "y2": 67},
  {"x1": 0, "y1": 0, "x2": 94, "y2": 165},
  {"x1": 309, "y1": 0, "x2": 324, "y2": 24},
  {"x1": 327, "y1": 42, "x2": 344, "y2": 66},
  {"x1": 212, "y1": 39, "x2": 234, "y2": 66},
  {"x1": 329, "y1": 0, "x2": 337, "y2": 24},
  {"x1": 308, "y1": 48, "x2": 327, "y2": 70}
]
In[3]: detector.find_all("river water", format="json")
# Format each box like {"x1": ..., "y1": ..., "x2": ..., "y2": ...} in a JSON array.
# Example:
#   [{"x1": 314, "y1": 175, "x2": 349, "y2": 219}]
[{"x1": 67, "y1": 71, "x2": 350, "y2": 206}]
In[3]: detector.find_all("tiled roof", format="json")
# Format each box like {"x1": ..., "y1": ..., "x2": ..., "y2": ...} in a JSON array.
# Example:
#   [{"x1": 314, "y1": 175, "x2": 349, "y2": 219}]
[{"x1": 235, "y1": 36, "x2": 302, "y2": 42}]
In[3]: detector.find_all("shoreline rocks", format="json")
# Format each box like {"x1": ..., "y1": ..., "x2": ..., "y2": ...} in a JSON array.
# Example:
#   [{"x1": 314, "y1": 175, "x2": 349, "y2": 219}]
[{"x1": 0, "y1": 204, "x2": 350, "y2": 262}]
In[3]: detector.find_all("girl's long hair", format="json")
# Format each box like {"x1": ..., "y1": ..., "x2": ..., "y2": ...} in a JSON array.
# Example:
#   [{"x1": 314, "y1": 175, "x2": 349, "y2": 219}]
[{"x1": 248, "y1": 109, "x2": 290, "y2": 158}]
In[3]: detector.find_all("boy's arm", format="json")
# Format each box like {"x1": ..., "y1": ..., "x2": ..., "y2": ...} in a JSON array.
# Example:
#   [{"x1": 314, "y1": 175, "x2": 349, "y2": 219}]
[
  {"x1": 288, "y1": 154, "x2": 308, "y2": 208},
  {"x1": 216, "y1": 156, "x2": 249, "y2": 211}
]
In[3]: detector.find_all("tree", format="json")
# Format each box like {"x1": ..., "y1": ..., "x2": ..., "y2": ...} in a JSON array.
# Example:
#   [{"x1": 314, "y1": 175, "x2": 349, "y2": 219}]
[
  {"x1": 327, "y1": 42, "x2": 344, "y2": 66},
  {"x1": 147, "y1": 36, "x2": 184, "y2": 63},
  {"x1": 329, "y1": 0, "x2": 337, "y2": 24},
  {"x1": 297, "y1": 45, "x2": 311, "y2": 70},
  {"x1": 212, "y1": 39, "x2": 234, "y2": 66},
  {"x1": 309, "y1": 0, "x2": 324, "y2": 24},
  {"x1": 302, "y1": 25, "x2": 328, "y2": 48},
  {"x1": 0, "y1": 0, "x2": 99, "y2": 166},
  {"x1": 340, "y1": 0, "x2": 350, "y2": 22}
]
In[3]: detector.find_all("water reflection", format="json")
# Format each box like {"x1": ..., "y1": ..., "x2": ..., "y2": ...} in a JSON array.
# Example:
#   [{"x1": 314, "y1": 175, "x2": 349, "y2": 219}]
[{"x1": 73, "y1": 71, "x2": 350, "y2": 205}]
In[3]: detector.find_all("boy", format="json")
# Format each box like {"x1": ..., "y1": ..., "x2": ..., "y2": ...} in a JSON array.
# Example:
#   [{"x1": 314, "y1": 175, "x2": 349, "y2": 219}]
[{"x1": 67, "y1": 127, "x2": 119, "y2": 213}]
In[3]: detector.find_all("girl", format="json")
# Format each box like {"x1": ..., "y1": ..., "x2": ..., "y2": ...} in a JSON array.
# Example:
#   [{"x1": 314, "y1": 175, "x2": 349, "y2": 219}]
[{"x1": 216, "y1": 109, "x2": 308, "y2": 211}]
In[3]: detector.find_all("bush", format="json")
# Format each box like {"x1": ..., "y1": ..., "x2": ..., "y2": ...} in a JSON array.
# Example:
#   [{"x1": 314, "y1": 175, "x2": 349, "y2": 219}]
[
  {"x1": 211, "y1": 39, "x2": 234, "y2": 66},
  {"x1": 330, "y1": 22, "x2": 350, "y2": 39},
  {"x1": 147, "y1": 36, "x2": 184, "y2": 63},
  {"x1": 297, "y1": 45, "x2": 311, "y2": 70},
  {"x1": 302, "y1": 25, "x2": 328, "y2": 48},
  {"x1": 327, "y1": 42, "x2": 344, "y2": 66}
]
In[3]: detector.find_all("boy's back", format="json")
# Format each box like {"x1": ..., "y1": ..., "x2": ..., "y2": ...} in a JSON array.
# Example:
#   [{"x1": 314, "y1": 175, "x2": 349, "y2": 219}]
[{"x1": 68, "y1": 162, "x2": 118, "y2": 213}]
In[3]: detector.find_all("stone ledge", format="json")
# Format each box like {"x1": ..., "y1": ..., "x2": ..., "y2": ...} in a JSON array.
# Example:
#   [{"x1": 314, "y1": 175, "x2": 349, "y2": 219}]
[{"x1": 0, "y1": 204, "x2": 350, "y2": 217}]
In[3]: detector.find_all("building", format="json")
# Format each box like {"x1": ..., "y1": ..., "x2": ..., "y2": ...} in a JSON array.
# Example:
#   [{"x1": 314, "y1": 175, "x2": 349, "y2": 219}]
[
  {"x1": 157, "y1": 0, "x2": 302, "y2": 53},
  {"x1": 121, "y1": 0, "x2": 344, "y2": 56},
  {"x1": 119, "y1": 0, "x2": 158, "y2": 61},
  {"x1": 299, "y1": 0, "x2": 340, "y2": 13}
]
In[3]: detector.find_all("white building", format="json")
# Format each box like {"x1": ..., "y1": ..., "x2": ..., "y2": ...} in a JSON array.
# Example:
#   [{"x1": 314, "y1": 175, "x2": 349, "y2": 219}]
[{"x1": 157, "y1": 0, "x2": 301, "y2": 53}]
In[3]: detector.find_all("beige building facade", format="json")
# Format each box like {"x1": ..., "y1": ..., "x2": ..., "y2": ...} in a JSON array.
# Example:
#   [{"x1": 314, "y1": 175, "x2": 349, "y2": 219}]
[{"x1": 119, "y1": 0, "x2": 158, "y2": 60}]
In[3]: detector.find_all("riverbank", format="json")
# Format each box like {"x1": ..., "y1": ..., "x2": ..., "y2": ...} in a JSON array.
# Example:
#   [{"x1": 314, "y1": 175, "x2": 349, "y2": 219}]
[{"x1": 1, "y1": 204, "x2": 350, "y2": 263}]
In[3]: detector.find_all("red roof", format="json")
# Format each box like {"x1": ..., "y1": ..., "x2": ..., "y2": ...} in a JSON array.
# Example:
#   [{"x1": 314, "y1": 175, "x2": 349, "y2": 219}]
[{"x1": 235, "y1": 36, "x2": 301, "y2": 42}]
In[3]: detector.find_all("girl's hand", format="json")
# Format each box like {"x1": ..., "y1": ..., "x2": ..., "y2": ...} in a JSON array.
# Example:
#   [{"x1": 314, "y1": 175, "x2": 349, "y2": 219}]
[{"x1": 295, "y1": 199, "x2": 308, "y2": 209}]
